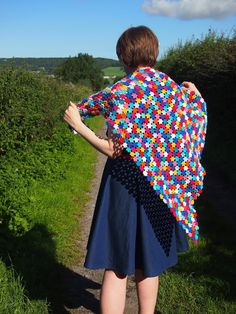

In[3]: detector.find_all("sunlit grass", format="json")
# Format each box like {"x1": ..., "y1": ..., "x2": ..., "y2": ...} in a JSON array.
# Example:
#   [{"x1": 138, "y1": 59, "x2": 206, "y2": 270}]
[
  {"x1": 156, "y1": 199, "x2": 236, "y2": 314},
  {"x1": 27, "y1": 122, "x2": 102, "y2": 265},
  {"x1": 102, "y1": 66, "x2": 125, "y2": 77}
]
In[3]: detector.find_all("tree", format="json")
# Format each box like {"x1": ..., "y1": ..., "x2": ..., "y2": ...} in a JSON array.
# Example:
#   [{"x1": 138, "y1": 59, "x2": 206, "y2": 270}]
[{"x1": 54, "y1": 53, "x2": 104, "y2": 91}]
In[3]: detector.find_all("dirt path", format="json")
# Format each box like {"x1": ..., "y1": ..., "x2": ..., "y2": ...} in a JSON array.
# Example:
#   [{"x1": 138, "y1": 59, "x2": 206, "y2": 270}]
[{"x1": 62, "y1": 125, "x2": 139, "y2": 314}]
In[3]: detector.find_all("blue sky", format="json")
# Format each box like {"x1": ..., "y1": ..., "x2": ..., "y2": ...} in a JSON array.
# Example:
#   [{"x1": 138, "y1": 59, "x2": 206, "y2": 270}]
[{"x1": 1, "y1": 0, "x2": 236, "y2": 60}]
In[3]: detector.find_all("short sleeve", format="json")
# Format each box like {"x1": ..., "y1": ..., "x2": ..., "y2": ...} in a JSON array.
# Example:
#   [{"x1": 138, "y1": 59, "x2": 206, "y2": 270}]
[{"x1": 76, "y1": 85, "x2": 113, "y2": 120}]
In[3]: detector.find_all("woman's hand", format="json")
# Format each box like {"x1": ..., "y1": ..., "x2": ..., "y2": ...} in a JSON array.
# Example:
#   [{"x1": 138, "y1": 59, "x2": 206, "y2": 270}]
[
  {"x1": 64, "y1": 101, "x2": 83, "y2": 133},
  {"x1": 64, "y1": 106, "x2": 115, "y2": 157},
  {"x1": 181, "y1": 81, "x2": 202, "y2": 97}
]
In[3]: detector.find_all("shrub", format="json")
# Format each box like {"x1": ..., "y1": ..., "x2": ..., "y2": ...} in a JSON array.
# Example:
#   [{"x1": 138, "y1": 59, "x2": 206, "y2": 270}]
[
  {"x1": 54, "y1": 53, "x2": 104, "y2": 91},
  {"x1": 157, "y1": 29, "x2": 236, "y2": 183},
  {"x1": 0, "y1": 69, "x2": 93, "y2": 234}
]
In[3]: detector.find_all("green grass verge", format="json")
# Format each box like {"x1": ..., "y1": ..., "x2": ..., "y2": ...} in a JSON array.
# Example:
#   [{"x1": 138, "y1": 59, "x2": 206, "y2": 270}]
[
  {"x1": 102, "y1": 66, "x2": 125, "y2": 77},
  {"x1": 156, "y1": 199, "x2": 236, "y2": 313},
  {"x1": 0, "y1": 116, "x2": 104, "y2": 313},
  {"x1": 0, "y1": 260, "x2": 48, "y2": 314},
  {"x1": 26, "y1": 118, "x2": 103, "y2": 266}
]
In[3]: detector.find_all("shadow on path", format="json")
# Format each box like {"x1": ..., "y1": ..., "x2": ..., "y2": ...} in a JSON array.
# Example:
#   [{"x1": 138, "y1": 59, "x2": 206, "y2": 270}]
[
  {"x1": 0, "y1": 223, "x2": 101, "y2": 313},
  {"x1": 62, "y1": 267, "x2": 101, "y2": 313}
]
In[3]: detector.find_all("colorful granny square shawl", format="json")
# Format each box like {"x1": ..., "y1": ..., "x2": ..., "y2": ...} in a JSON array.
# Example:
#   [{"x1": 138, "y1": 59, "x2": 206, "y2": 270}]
[{"x1": 76, "y1": 66, "x2": 207, "y2": 243}]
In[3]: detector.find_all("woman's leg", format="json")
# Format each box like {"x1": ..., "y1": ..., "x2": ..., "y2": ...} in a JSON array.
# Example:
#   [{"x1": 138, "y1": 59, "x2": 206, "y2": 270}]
[
  {"x1": 100, "y1": 269, "x2": 128, "y2": 314},
  {"x1": 135, "y1": 269, "x2": 159, "y2": 314}
]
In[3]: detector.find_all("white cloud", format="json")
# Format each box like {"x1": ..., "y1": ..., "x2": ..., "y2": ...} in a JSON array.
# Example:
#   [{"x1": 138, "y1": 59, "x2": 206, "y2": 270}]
[{"x1": 142, "y1": 0, "x2": 236, "y2": 20}]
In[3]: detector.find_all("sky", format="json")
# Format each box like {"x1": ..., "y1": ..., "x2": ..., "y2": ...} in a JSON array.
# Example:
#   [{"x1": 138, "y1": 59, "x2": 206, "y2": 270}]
[{"x1": 1, "y1": 0, "x2": 236, "y2": 60}]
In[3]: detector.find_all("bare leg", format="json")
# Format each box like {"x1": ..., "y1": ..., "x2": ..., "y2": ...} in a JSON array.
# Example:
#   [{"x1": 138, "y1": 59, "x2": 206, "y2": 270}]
[
  {"x1": 135, "y1": 269, "x2": 159, "y2": 314},
  {"x1": 100, "y1": 269, "x2": 128, "y2": 314}
]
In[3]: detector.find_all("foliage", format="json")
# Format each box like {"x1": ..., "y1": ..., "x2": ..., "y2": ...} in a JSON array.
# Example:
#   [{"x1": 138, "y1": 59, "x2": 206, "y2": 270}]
[
  {"x1": 0, "y1": 57, "x2": 65, "y2": 74},
  {"x1": 158, "y1": 29, "x2": 236, "y2": 183},
  {"x1": 113, "y1": 75, "x2": 126, "y2": 84},
  {"x1": 92, "y1": 57, "x2": 121, "y2": 69},
  {"x1": 156, "y1": 192, "x2": 236, "y2": 313},
  {"x1": 54, "y1": 53, "x2": 105, "y2": 90},
  {"x1": 0, "y1": 68, "x2": 104, "y2": 311},
  {"x1": 0, "y1": 117, "x2": 103, "y2": 312},
  {"x1": 158, "y1": 29, "x2": 236, "y2": 87},
  {"x1": 0, "y1": 57, "x2": 121, "y2": 74},
  {"x1": 0, "y1": 68, "x2": 92, "y2": 235}
]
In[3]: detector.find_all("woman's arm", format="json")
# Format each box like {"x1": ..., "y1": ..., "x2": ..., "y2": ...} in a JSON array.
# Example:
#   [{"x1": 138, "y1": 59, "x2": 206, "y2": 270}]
[
  {"x1": 75, "y1": 85, "x2": 112, "y2": 119},
  {"x1": 64, "y1": 102, "x2": 114, "y2": 158},
  {"x1": 75, "y1": 122, "x2": 114, "y2": 157}
]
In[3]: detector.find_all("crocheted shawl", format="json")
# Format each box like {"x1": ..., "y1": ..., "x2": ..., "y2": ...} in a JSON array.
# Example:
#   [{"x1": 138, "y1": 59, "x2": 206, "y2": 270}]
[{"x1": 76, "y1": 67, "x2": 207, "y2": 243}]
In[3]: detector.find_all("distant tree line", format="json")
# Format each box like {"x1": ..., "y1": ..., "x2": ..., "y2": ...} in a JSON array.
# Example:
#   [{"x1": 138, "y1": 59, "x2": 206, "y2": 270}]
[
  {"x1": 95, "y1": 57, "x2": 122, "y2": 69},
  {"x1": 0, "y1": 56, "x2": 121, "y2": 75},
  {"x1": 0, "y1": 57, "x2": 66, "y2": 74}
]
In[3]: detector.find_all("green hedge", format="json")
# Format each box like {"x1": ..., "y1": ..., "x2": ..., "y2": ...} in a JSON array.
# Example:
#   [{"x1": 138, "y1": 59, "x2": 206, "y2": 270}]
[
  {"x1": 158, "y1": 30, "x2": 236, "y2": 183},
  {"x1": 0, "y1": 69, "x2": 92, "y2": 235}
]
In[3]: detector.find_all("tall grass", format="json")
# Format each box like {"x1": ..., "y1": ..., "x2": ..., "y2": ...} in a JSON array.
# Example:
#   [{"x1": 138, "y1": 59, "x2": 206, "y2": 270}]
[
  {"x1": 0, "y1": 260, "x2": 48, "y2": 314},
  {"x1": 156, "y1": 190, "x2": 236, "y2": 313}
]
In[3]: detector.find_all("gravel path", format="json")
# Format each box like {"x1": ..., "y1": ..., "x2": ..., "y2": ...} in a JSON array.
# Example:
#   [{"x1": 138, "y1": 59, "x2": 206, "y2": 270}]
[{"x1": 62, "y1": 125, "x2": 139, "y2": 314}]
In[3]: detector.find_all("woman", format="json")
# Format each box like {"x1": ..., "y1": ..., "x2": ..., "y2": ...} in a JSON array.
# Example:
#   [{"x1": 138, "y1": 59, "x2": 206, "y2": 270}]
[{"x1": 64, "y1": 26, "x2": 207, "y2": 314}]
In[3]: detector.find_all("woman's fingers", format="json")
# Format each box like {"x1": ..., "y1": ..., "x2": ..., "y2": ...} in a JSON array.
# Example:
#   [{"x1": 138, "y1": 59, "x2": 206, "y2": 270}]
[
  {"x1": 182, "y1": 81, "x2": 196, "y2": 88},
  {"x1": 65, "y1": 102, "x2": 77, "y2": 114},
  {"x1": 181, "y1": 81, "x2": 189, "y2": 87},
  {"x1": 63, "y1": 101, "x2": 82, "y2": 129},
  {"x1": 181, "y1": 87, "x2": 188, "y2": 93},
  {"x1": 70, "y1": 101, "x2": 76, "y2": 107}
]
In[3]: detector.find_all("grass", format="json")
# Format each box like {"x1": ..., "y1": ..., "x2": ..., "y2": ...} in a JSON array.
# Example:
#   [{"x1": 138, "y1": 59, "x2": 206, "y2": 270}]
[
  {"x1": 1, "y1": 113, "x2": 235, "y2": 313},
  {"x1": 0, "y1": 116, "x2": 104, "y2": 313},
  {"x1": 156, "y1": 197, "x2": 236, "y2": 313},
  {"x1": 26, "y1": 123, "x2": 101, "y2": 266},
  {"x1": 102, "y1": 66, "x2": 125, "y2": 77},
  {"x1": 0, "y1": 260, "x2": 48, "y2": 314}
]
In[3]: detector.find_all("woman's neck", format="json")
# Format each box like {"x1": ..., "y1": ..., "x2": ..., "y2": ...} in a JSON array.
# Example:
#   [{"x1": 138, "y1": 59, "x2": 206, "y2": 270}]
[{"x1": 124, "y1": 64, "x2": 151, "y2": 75}]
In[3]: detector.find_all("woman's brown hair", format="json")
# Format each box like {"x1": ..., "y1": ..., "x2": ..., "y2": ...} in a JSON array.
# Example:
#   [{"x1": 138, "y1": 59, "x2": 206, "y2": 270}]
[{"x1": 116, "y1": 26, "x2": 159, "y2": 68}]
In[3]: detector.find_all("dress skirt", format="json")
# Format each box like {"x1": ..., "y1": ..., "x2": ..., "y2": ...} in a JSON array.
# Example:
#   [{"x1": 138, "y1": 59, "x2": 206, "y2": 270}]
[{"x1": 84, "y1": 151, "x2": 189, "y2": 277}]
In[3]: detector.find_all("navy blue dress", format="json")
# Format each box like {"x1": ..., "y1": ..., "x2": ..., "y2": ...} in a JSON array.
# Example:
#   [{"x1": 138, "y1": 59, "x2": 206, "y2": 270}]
[{"x1": 84, "y1": 148, "x2": 189, "y2": 277}]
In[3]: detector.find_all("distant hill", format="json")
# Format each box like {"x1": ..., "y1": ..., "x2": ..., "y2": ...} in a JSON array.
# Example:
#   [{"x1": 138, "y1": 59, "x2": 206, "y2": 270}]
[
  {"x1": 0, "y1": 57, "x2": 122, "y2": 74},
  {"x1": 95, "y1": 57, "x2": 122, "y2": 69}
]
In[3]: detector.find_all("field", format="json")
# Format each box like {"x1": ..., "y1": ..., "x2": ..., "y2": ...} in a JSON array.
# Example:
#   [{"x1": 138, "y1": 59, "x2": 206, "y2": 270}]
[{"x1": 102, "y1": 66, "x2": 125, "y2": 77}]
